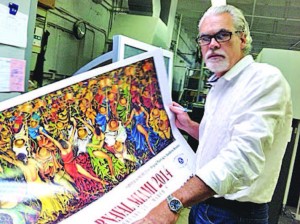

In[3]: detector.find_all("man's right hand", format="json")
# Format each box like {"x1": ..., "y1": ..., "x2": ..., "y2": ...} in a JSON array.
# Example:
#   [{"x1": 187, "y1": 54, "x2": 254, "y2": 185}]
[
  {"x1": 169, "y1": 102, "x2": 200, "y2": 140},
  {"x1": 169, "y1": 102, "x2": 192, "y2": 131}
]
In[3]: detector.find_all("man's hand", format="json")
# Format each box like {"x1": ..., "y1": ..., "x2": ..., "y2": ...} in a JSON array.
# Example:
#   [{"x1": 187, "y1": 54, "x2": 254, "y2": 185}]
[
  {"x1": 133, "y1": 199, "x2": 179, "y2": 224},
  {"x1": 169, "y1": 102, "x2": 199, "y2": 140},
  {"x1": 169, "y1": 102, "x2": 191, "y2": 130}
]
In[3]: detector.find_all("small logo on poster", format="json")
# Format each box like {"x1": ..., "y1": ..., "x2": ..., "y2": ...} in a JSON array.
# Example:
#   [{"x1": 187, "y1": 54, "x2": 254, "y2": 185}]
[
  {"x1": 174, "y1": 153, "x2": 188, "y2": 168},
  {"x1": 178, "y1": 157, "x2": 184, "y2": 164}
]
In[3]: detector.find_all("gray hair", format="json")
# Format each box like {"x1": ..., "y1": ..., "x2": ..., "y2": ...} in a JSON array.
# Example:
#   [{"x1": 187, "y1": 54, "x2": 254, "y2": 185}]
[{"x1": 198, "y1": 5, "x2": 252, "y2": 55}]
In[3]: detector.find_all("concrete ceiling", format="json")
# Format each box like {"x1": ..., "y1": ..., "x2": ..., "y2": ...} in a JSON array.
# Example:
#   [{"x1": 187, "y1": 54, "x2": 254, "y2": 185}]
[{"x1": 176, "y1": 0, "x2": 300, "y2": 55}]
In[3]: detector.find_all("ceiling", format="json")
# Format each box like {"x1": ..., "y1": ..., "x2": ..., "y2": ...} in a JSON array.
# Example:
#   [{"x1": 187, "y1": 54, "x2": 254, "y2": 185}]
[{"x1": 176, "y1": 0, "x2": 300, "y2": 55}]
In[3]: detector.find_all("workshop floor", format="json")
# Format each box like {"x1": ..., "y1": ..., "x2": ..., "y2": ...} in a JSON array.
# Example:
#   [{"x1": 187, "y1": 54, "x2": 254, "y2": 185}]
[
  {"x1": 177, "y1": 208, "x2": 190, "y2": 224},
  {"x1": 279, "y1": 206, "x2": 300, "y2": 224}
]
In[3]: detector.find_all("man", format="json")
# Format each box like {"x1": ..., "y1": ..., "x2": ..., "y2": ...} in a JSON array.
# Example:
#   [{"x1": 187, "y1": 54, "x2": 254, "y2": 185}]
[{"x1": 135, "y1": 4, "x2": 292, "y2": 224}]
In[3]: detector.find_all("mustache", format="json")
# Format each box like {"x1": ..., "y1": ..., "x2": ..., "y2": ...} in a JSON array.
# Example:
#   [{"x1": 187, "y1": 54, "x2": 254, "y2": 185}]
[{"x1": 205, "y1": 50, "x2": 226, "y2": 60}]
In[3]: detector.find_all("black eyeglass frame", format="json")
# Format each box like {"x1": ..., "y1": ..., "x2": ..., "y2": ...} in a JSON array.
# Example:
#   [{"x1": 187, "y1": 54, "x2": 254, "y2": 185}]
[{"x1": 196, "y1": 30, "x2": 243, "y2": 46}]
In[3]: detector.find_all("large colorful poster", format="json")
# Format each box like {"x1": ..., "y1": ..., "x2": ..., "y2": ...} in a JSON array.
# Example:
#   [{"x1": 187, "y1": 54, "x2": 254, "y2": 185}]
[{"x1": 0, "y1": 50, "x2": 195, "y2": 223}]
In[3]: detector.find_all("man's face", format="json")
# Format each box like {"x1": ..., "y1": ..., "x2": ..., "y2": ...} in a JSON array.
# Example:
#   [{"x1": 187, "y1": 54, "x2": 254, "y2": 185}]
[{"x1": 199, "y1": 13, "x2": 246, "y2": 77}]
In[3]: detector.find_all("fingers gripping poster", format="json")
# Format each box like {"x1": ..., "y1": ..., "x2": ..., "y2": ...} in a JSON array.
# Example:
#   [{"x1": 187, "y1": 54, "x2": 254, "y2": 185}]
[{"x1": 0, "y1": 50, "x2": 195, "y2": 224}]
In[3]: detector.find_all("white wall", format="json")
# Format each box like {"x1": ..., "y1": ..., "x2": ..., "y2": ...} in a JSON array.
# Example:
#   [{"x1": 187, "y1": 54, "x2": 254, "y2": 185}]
[
  {"x1": 108, "y1": 0, "x2": 178, "y2": 49},
  {"x1": 256, "y1": 48, "x2": 300, "y2": 119},
  {"x1": 109, "y1": 14, "x2": 169, "y2": 48}
]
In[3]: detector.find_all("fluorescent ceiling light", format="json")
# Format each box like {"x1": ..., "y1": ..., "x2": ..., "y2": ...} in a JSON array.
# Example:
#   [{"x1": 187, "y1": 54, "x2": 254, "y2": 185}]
[{"x1": 211, "y1": 0, "x2": 226, "y2": 6}]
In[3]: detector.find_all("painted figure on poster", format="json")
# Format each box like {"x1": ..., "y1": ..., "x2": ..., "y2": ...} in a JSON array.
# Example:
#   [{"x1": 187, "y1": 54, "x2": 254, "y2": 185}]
[
  {"x1": 35, "y1": 135, "x2": 77, "y2": 194},
  {"x1": 0, "y1": 153, "x2": 71, "y2": 223},
  {"x1": 12, "y1": 123, "x2": 30, "y2": 164},
  {"x1": 116, "y1": 96, "x2": 130, "y2": 123},
  {"x1": 104, "y1": 118, "x2": 137, "y2": 164},
  {"x1": 124, "y1": 101, "x2": 157, "y2": 156},
  {"x1": 77, "y1": 116, "x2": 115, "y2": 178},
  {"x1": 38, "y1": 118, "x2": 106, "y2": 185}
]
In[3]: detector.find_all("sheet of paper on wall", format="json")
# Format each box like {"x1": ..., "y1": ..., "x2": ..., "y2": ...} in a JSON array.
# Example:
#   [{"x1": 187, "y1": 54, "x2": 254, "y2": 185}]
[
  {"x1": 0, "y1": 49, "x2": 195, "y2": 224},
  {"x1": 0, "y1": 4, "x2": 28, "y2": 48},
  {"x1": 0, "y1": 57, "x2": 26, "y2": 92}
]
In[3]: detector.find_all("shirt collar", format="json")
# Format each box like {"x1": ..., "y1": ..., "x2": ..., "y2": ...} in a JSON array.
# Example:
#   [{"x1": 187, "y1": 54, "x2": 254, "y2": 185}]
[
  {"x1": 222, "y1": 55, "x2": 254, "y2": 81},
  {"x1": 207, "y1": 74, "x2": 219, "y2": 85}
]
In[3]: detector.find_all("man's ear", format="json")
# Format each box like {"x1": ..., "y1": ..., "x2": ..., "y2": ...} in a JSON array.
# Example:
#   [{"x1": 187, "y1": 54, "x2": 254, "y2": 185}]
[{"x1": 240, "y1": 33, "x2": 247, "y2": 50}]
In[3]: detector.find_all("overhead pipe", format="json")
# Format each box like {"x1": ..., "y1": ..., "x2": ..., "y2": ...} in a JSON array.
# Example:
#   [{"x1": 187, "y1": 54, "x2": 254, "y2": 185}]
[
  {"x1": 54, "y1": 7, "x2": 107, "y2": 34},
  {"x1": 186, "y1": 10, "x2": 300, "y2": 23},
  {"x1": 173, "y1": 13, "x2": 182, "y2": 90},
  {"x1": 251, "y1": 31, "x2": 299, "y2": 39},
  {"x1": 289, "y1": 40, "x2": 300, "y2": 49},
  {"x1": 245, "y1": 14, "x2": 300, "y2": 22},
  {"x1": 102, "y1": 0, "x2": 113, "y2": 8},
  {"x1": 283, "y1": 0, "x2": 291, "y2": 20},
  {"x1": 249, "y1": 0, "x2": 257, "y2": 30},
  {"x1": 53, "y1": 7, "x2": 107, "y2": 43},
  {"x1": 174, "y1": 14, "x2": 183, "y2": 64}
]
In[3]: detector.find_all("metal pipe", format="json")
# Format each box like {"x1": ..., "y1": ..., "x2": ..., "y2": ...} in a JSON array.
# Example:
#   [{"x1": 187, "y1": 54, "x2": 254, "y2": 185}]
[
  {"x1": 53, "y1": 7, "x2": 107, "y2": 34},
  {"x1": 174, "y1": 14, "x2": 183, "y2": 63},
  {"x1": 48, "y1": 8, "x2": 74, "y2": 23},
  {"x1": 49, "y1": 7, "x2": 107, "y2": 43},
  {"x1": 102, "y1": 0, "x2": 113, "y2": 8},
  {"x1": 47, "y1": 21, "x2": 73, "y2": 34},
  {"x1": 185, "y1": 10, "x2": 300, "y2": 22},
  {"x1": 272, "y1": 20, "x2": 278, "y2": 33},
  {"x1": 251, "y1": 31, "x2": 299, "y2": 39},
  {"x1": 54, "y1": 28, "x2": 60, "y2": 75},
  {"x1": 174, "y1": 65, "x2": 190, "y2": 68},
  {"x1": 249, "y1": 0, "x2": 257, "y2": 29},
  {"x1": 283, "y1": 0, "x2": 291, "y2": 20},
  {"x1": 197, "y1": 60, "x2": 205, "y2": 101},
  {"x1": 289, "y1": 40, "x2": 300, "y2": 49},
  {"x1": 245, "y1": 14, "x2": 300, "y2": 22}
]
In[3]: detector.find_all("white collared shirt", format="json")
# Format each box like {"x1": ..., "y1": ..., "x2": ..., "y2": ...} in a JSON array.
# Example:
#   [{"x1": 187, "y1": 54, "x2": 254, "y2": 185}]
[{"x1": 196, "y1": 55, "x2": 293, "y2": 203}]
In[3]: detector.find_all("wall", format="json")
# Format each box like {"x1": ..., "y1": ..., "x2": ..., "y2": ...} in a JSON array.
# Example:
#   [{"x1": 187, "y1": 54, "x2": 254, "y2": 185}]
[
  {"x1": 256, "y1": 48, "x2": 300, "y2": 119},
  {"x1": 0, "y1": 0, "x2": 37, "y2": 101},
  {"x1": 109, "y1": 14, "x2": 169, "y2": 48},
  {"x1": 108, "y1": 0, "x2": 178, "y2": 49},
  {"x1": 31, "y1": 0, "x2": 112, "y2": 84}
]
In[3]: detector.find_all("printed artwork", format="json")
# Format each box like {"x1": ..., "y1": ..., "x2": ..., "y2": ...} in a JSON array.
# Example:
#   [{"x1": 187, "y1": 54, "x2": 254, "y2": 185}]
[{"x1": 0, "y1": 57, "x2": 175, "y2": 223}]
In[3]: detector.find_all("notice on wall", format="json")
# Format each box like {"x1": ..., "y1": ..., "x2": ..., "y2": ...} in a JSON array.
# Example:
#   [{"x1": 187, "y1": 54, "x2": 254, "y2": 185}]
[
  {"x1": 0, "y1": 3, "x2": 28, "y2": 48},
  {"x1": 33, "y1": 26, "x2": 43, "y2": 48},
  {"x1": 0, "y1": 57, "x2": 26, "y2": 92},
  {"x1": 0, "y1": 49, "x2": 195, "y2": 223}
]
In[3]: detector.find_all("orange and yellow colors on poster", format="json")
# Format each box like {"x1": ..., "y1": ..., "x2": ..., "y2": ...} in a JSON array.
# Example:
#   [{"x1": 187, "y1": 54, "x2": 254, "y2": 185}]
[{"x1": 0, "y1": 54, "x2": 179, "y2": 223}]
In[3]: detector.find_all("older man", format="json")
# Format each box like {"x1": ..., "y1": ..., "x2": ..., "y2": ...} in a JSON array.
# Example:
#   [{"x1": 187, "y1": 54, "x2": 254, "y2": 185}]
[{"x1": 135, "y1": 4, "x2": 292, "y2": 224}]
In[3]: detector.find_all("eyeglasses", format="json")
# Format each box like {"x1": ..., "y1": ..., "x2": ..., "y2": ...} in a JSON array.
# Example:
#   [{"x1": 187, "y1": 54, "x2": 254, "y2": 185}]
[{"x1": 196, "y1": 30, "x2": 243, "y2": 46}]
